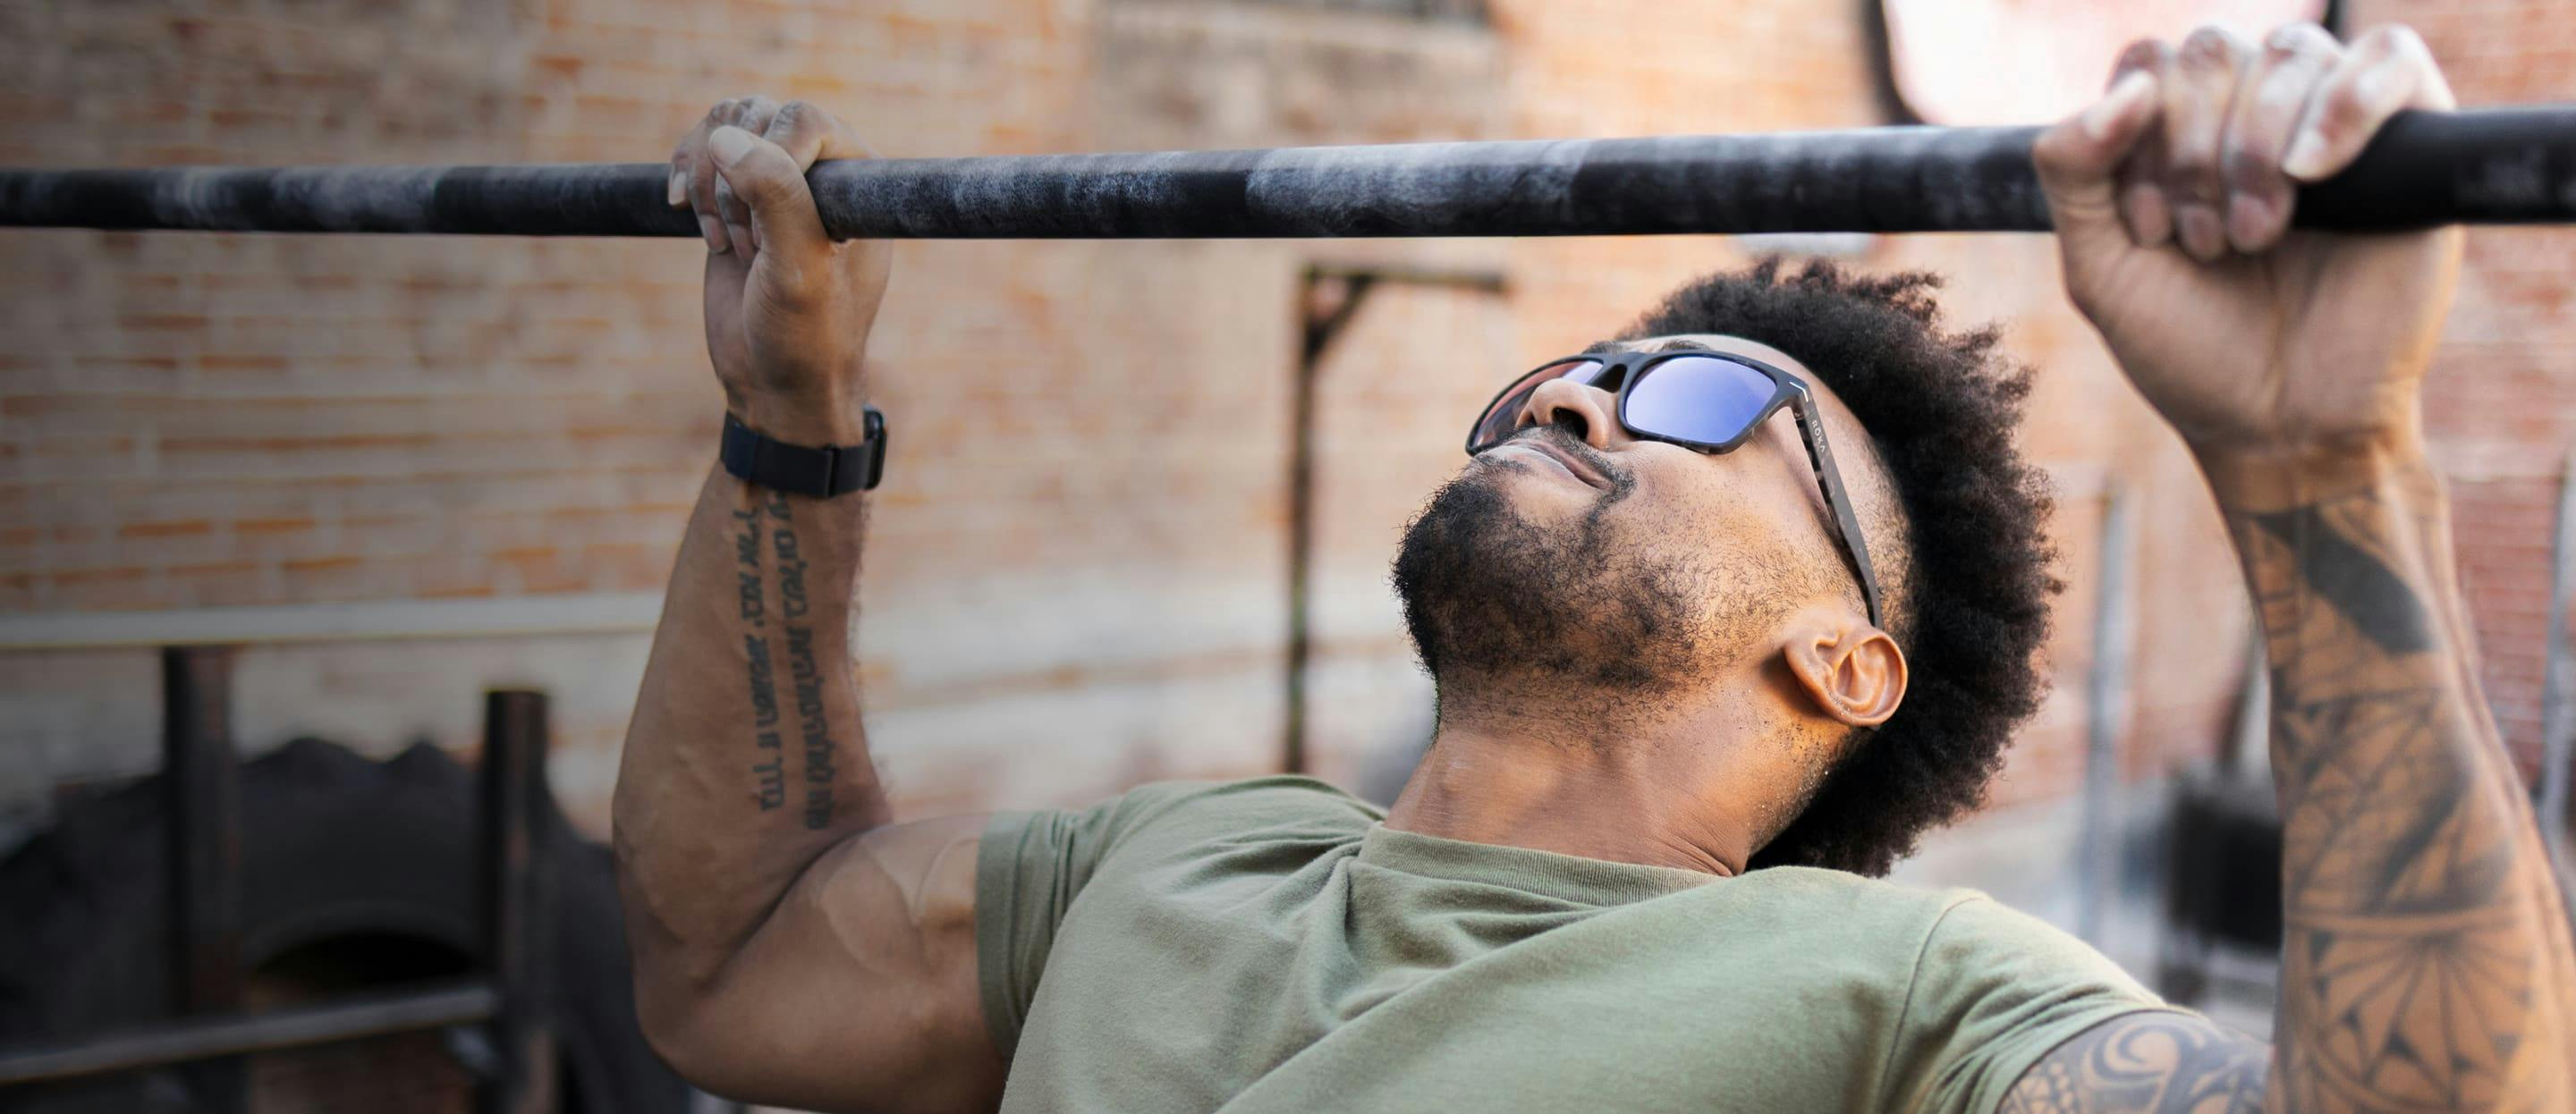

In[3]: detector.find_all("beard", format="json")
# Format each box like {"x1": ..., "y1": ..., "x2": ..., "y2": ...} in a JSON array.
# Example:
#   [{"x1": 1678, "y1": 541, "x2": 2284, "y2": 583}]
[{"x1": 1391, "y1": 436, "x2": 1733, "y2": 706}]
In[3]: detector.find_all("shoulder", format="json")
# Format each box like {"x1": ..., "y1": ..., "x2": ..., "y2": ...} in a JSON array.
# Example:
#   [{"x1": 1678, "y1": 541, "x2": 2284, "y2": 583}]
[
  {"x1": 1690, "y1": 865, "x2": 1992, "y2": 937},
  {"x1": 1879, "y1": 890, "x2": 2173, "y2": 1114},
  {"x1": 1913, "y1": 891, "x2": 2156, "y2": 997},
  {"x1": 1103, "y1": 775, "x2": 1384, "y2": 833},
  {"x1": 1001, "y1": 775, "x2": 1382, "y2": 867}
]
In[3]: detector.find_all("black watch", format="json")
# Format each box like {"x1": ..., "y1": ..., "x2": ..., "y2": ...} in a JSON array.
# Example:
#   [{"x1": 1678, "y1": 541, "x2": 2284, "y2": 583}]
[{"x1": 719, "y1": 409, "x2": 887, "y2": 497}]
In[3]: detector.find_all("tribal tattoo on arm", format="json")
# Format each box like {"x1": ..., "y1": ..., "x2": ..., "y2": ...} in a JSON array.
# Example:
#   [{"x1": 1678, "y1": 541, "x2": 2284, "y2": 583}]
[
  {"x1": 2228, "y1": 457, "x2": 2576, "y2": 1112},
  {"x1": 2000, "y1": 1011, "x2": 2267, "y2": 1114},
  {"x1": 2006, "y1": 454, "x2": 2576, "y2": 1114}
]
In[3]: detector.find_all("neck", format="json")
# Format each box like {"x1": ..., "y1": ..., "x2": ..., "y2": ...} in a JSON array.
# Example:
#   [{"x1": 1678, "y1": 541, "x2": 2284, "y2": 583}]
[{"x1": 1382, "y1": 682, "x2": 1784, "y2": 877}]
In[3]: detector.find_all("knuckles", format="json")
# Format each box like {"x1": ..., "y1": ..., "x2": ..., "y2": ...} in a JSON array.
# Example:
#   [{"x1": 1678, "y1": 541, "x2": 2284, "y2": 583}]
[
  {"x1": 2114, "y1": 37, "x2": 2173, "y2": 74},
  {"x1": 771, "y1": 100, "x2": 815, "y2": 136},
  {"x1": 2263, "y1": 21, "x2": 2337, "y2": 59},
  {"x1": 676, "y1": 95, "x2": 860, "y2": 156},
  {"x1": 2178, "y1": 24, "x2": 2249, "y2": 67},
  {"x1": 2351, "y1": 22, "x2": 2419, "y2": 58}
]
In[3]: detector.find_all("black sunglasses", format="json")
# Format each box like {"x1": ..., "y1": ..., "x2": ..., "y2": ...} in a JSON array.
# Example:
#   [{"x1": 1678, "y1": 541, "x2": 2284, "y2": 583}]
[{"x1": 1466, "y1": 349, "x2": 1885, "y2": 629}]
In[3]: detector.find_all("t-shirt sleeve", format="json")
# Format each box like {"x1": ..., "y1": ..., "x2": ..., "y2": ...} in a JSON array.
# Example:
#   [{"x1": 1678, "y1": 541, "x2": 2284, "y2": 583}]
[
  {"x1": 1885, "y1": 895, "x2": 2179, "y2": 1114},
  {"x1": 972, "y1": 776, "x2": 1375, "y2": 1058}
]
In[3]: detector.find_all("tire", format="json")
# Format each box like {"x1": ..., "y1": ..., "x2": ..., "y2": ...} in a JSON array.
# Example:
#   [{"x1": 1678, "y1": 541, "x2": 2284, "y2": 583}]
[{"x1": 0, "y1": 738, "x2": 688, "y2": 1113}]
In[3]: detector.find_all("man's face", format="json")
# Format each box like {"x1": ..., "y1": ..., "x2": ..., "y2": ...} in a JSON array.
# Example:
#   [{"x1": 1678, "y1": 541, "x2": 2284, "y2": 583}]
[{"x1": 1393, "y1": 333, "x2": 1886, "y2": 713}]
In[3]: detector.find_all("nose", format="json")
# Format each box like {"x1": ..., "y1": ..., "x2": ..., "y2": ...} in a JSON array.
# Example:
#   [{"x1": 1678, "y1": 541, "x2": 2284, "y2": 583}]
[{"x1": 1518, "y1": 377, "x2": 1624, "y2": 452}]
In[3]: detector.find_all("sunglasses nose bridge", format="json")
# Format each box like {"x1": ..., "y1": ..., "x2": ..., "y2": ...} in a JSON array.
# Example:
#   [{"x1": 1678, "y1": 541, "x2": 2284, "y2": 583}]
[{"x1": 1518, "y1": 375, "x2": 1626, "y2": 449}]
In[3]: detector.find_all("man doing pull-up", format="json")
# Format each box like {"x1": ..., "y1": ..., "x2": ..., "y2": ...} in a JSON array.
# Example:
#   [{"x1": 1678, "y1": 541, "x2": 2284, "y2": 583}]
[{"x1": 612, "y1": 21, "x2": 2575, "y2": 1113}]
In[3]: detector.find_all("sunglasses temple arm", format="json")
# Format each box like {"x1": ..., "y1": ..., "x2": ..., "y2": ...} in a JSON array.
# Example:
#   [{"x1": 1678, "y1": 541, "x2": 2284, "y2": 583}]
[{"x1": 1792, "y1": 397, "x2": 1886, "y2": 630}]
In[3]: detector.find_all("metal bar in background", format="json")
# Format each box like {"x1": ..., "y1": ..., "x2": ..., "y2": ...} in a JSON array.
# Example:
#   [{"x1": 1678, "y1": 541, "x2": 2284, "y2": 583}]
[
  {"x1": 2538, "y1": 450, "x2": 2576, "y2": 894},
  {"x1": 477, "y1": 689, "x2": 552, "y2": 1114},
  {"x1": 2076, "y1": 484, "x2": 2139, "y2": 946},
  {"x1": 161, "y1": 645, "x2": 246, "y2": 1114},
  {"x1": 1283, "y1": 263, "x2": 1507, "y2": 777},
  {"x1": 1284, "y1": 270, "x2": 1376, "y2": 777},
  {"x1": 4, "y1": 106, "x2": 2572, "y2": 239},
  {"x1": 0, "y1": 984, "x2": 499, "y2": 1087}
]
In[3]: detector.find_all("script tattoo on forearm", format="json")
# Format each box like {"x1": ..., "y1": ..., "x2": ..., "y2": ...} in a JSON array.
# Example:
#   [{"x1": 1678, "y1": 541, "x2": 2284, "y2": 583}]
[
  {"x1": 2000, "y1": 1012, "x2": 2267, "y2": 1114},
  {"x1": 2228, "y1": 463, "x2": 2574, "y2": 1113},
  {"x1": 733, "y1": 506, "x2": 788, "y2": 812},
  {"x1": 767, "y1": 495, "x2": 838, "y2": 831}
]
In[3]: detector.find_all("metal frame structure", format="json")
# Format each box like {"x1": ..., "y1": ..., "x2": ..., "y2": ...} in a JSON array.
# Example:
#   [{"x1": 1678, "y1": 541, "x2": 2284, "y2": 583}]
[
  {"x1": 0, "y1": 652, "x2": 556, "y2": 1113},
  {"x1": 1284, "y1": 262, "x2": 1507, "y2": 775}
]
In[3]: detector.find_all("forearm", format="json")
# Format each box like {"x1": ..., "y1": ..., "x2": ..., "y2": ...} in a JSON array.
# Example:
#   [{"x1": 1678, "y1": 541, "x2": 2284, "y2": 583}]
[
  {"x1": 613, "y1": 454, "x2": 890, "y2": 1007},
  {"x1": 2201, "y1": 437, "x2": 2576, "y2": 1111}
]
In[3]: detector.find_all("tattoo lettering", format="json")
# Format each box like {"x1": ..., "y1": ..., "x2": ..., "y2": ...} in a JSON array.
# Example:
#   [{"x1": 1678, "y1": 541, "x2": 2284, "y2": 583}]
[
  {"x1": 732, "y1": 506, "x2": 764, "y2": 571},
  {"x1": 743, "y1": 635, "x2": 779, "y2": 730},
  {"x1": 763, "y1": 494, "x2": 835, "y2": 828},
  {"x1": 775, "y1": 519, "x2": 809, "y2": 621},
  {"x1": 745, "y1": 633, "x2": 784, "y2": 810},
  {"x1": 2001, "y1": 1013, "x2": 2267, "y2": 1114},
  {"x1": 784, "y1": 623, "x2": 837, "y2": 830},
  {"x1": 733, "y1": 506, "x2": 785, "y2": 811}
]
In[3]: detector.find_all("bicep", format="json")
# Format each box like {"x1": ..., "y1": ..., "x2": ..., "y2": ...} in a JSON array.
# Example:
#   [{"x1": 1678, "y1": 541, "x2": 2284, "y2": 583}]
[
  {"x1": 1998, "y1": 1011, "x2": 2269, "y2": 1114},
  {"x1": 672, "y1": 813, "x2": 1005, "y2": 1114}
]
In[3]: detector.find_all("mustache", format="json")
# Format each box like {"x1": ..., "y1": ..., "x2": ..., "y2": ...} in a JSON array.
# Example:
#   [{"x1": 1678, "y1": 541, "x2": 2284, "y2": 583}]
[{"x1": 1496, "y1": 422, "x2": 1629, "y2": 487}]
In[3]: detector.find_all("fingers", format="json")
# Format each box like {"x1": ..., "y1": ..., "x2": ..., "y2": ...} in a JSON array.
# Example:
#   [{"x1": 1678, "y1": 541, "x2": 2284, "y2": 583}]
[
  {"x1": 705, "y1": 125, "x2": 831, "y2": 263},
  {"x1": 2220, "y1": 23, "x2": 2341, "y2": 252},
  {"x1": 667, "y1": 114, "x2": 718, "y2": 250},
  {"x1": 715, "y1": 97, "x2": 782, "y2": 251},
  {"x1": 2107, "y1": 39, "x2": 2176, "y2": 248},
  {"x1": 669, "y1": 96, "x2": 778, "y2": 255},
  {"x1": 2161, "y1": 26, "x2": 2256, "y2": 261},
  {"x1": 761, "y1": 100, "x2": 877, "y2": 179},
  {"x1": 2065, "y1": 21, "x2": 2453, "y2": 261},
  {"x1": 2281, "y1": 24, "x2": 2456, "y2": 181},
  {"x1": 2032, "y1": 68, "x2": 2163, "y2": 256},
  {"x1": 760, "y1": 101, "x2": 877, "y2": 249}
]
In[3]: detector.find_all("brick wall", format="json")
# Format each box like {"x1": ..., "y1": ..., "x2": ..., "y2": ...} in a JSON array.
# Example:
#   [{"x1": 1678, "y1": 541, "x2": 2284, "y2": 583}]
[
  {"x1": 2358, "y1": 0, "x2": 2576, "y2": 778},
  {"x1": 4, "y1": 0, "x2": 2561, "y2": 847}
]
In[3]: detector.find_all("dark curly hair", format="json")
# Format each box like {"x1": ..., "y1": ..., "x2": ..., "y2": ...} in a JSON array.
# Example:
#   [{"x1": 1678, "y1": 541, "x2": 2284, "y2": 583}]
[{"x1": 1619, "y1": 257, "x2": 2061, "y2": 877}]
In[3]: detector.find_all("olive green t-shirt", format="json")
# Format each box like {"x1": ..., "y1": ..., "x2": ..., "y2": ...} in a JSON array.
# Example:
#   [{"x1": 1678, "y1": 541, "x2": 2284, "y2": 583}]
[{"x1": 978, "y1": 777, "x2": 2171, "y2": 1114}]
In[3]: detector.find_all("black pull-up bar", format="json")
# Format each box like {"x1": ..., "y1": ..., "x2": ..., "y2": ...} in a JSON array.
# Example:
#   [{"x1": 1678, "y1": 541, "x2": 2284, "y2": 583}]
[{"x1": 3, "y1": 106, "x2": 2569, "y2": 239}]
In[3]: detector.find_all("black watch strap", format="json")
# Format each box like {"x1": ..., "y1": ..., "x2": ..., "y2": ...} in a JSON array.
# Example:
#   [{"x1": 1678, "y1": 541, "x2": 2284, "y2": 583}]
[{"x1": 720, "y1": 409, "x2": 886, "y2": 497}]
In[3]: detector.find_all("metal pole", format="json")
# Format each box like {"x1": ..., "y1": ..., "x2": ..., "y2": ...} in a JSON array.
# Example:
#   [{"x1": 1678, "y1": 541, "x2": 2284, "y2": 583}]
[
  {"x1": 0, "y1": 983, "x2": 498, "y2": 1087},
  {"x1": 1283, "y1": 264, "x2": 1506, "y2": 777},
  {"x1": 1285, "y1": 269, "x2": 1375, "y2": 776},
  {"x1": 2538, "y1": 450, "x2": 2576, "y2": 886},
  {"x1": 4, "y1": 107, "x2": 2571, "y2": 238},
  {"x1": 478, "y1": 689, "x2": 551, "y2": 1114},
  {"x1": 2077, "y1": 483, "x2": 2139, "y2": 945},
  {"x1": 161, "y1": 645, "x2": 245, "y2": 1114}
]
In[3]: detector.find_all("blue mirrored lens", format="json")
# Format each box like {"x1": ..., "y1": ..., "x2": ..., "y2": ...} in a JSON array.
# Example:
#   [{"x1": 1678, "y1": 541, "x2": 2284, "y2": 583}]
[
  {"x1": 1623, "y1": 356, "x2": 1778, "y2": 447},
  {"x1": 1471, "y1": 359, "x2": 1603, "y2": 451}
]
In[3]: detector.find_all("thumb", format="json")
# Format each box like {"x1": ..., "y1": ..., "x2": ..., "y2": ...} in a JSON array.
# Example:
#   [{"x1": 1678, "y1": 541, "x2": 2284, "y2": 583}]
[
  {"x1": 707, "y1": 125, "x2": 827, "y2": 258},
  {"x1": 2033, "y1": 71, "x2": 2161, "y2": 255}
]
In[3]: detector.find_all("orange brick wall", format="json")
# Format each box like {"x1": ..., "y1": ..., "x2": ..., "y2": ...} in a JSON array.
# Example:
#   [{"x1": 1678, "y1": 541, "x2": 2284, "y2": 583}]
[
  {"x1": 3, "y1": 0, "x2": 2563, "y2": 842},
  {"x1": 2360, "y1": 0, "x2": 2576, "y2": 777}
]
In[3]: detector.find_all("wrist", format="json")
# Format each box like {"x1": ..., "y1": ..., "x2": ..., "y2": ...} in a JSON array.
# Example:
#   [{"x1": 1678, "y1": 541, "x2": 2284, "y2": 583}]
[
  {"x1": 2186, "y1": 392, "x2": 2430, "y2": 512},
  {"x1": 2192, "y1": 430, "x2": 2429, "y2": 514},
  {"x1": 736, "y1": 390, "x2": 871, "y2": 447}
]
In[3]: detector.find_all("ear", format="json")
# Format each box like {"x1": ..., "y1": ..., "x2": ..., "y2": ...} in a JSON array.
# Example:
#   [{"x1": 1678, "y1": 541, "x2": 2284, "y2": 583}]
[{"x1": 1779, "y1": 612, "x2": 1908, "y2": 728}]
